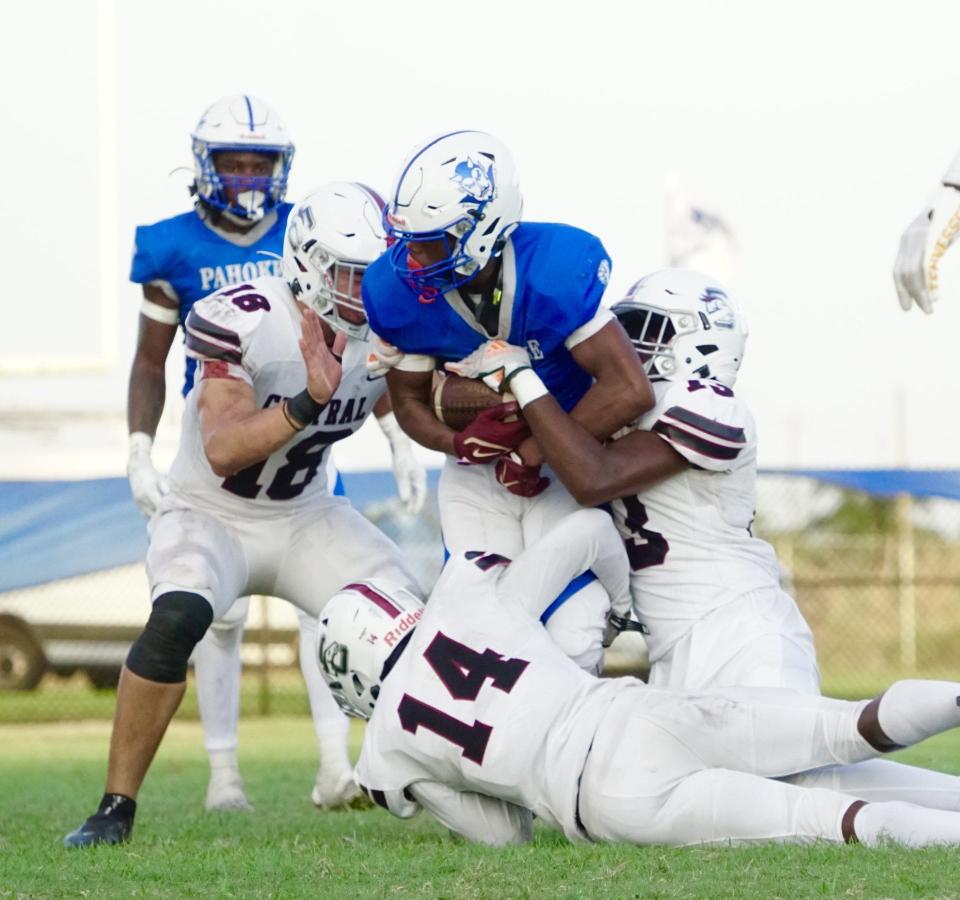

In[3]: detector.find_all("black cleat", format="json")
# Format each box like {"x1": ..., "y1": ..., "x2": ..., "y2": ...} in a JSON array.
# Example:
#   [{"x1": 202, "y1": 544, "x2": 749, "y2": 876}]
[{"x1": 64, "y1": 793, "x2": 136, "y2": 848}]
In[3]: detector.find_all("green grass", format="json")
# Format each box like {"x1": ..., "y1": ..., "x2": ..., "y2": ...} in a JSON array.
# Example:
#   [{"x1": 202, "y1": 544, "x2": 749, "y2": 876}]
[{"x1": 2, "y1": 718, "x2": 960, "y2": 899}]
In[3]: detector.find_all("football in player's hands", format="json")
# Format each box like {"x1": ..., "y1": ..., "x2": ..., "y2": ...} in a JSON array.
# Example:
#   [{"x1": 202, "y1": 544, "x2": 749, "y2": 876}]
[{"x1": 432, "y1": 372, "x2": 513, "y2": 431}]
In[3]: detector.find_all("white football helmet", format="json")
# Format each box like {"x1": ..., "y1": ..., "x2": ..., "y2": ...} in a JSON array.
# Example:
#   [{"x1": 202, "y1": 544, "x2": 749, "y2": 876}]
[
  {"x1": 316, "y1": 580, "x2": 425, "y2": 719},
  {"x1": 612, "y1": 269, "x2": 748, "y2": 387},
  {"x1": 191, "y1": 94, "x2": 294, "y2": 223},
  {"x1": 283, "y1": 182, "x2": 388, "y2": 340},
  {"x1": 384, "y1": 130, "x2": 523, "y2": 293}
]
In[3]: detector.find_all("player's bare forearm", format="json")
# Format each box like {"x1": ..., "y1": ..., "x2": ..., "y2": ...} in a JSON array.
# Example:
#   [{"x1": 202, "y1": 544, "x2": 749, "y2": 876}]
[
  {"x1": 198, "y1": 380, "x2": 299, "y2": 477},
  {"x1": 522, "y1": 394, "x2": 685, "y2": 506},
  {"x1": 127, "y1": 311, "x2": 178, "y2": 436},
  {"x1": 517, "y1": 321, "x2": 653, "y2": 467},
  {"x1": 567, "y1": 320, "x2": 654, "y2": 438},
  {"x1": 127, "y1": 357, "x2": 167, "y2": 436},
  {"x1": 387, "y1": 369, "x2": 457, "y2": 455},
  {"x1": 373, "y1": 392, "x2": 392, "y2": 418}
]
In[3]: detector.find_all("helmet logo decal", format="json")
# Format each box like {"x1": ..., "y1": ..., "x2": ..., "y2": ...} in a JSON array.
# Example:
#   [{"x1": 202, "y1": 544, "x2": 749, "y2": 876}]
[
  {"x1": 318, "y1": 635, "x2": 349, "y2": 677},
  {"x1": 699, "y1": 287, "x2": 736, "y2": 330},
  {"x1": 450, "y1": 156, "x2": 495, "y2": 202},
  {"x1": 597, "y1": 259, "x2": 611, "y2": 286}
]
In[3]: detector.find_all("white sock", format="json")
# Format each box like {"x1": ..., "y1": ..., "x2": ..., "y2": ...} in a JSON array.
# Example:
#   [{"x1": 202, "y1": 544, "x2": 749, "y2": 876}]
[
  {"x1": 318, "y1": 731, "x2": 351, "y2": 773},
  {"x1": 855, "y1": 801, "x2": 960, "y2": 847},
  {"x1": 878, "y1": 680, "x2": 960, "y2": 747},
  {"x1": 209, "y1": 749, "x2": 239, "y2": 773},
  {"x1": 195, "y1": 621, "x2": 244, "y2": 759},
  {"x1": 297, "y1": 612, "x2": 350, "y2": 749}
]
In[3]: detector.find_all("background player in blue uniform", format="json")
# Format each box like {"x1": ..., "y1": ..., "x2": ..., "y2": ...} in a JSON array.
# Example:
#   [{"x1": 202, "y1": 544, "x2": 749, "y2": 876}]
[
  {"x1": 362, "y1": 130, "x2": 653, "y2": 672},
  {"x1": 124, "y1": 96, "x2": 425, "y2": 812}
]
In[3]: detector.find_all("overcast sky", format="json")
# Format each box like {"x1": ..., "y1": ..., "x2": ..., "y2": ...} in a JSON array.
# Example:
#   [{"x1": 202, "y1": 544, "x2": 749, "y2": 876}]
[{"x1": 3, "y1": 0, "x2": 960, "y2": 475}]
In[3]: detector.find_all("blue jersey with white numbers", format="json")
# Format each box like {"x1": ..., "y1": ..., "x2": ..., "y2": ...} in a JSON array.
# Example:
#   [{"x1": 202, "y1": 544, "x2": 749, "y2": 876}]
[
  {"x1": 362, "y1": 222, "x2": 611, "y2": 412},
  {"x1": 130, "y1": 204, "x2": 293, "y2": 394}
]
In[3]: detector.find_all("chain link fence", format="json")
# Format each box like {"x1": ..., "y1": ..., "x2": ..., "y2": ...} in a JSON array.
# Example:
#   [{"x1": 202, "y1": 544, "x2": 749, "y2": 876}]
[{"x1": 1, "y1": 475, "x2": 958, "y2": 721}]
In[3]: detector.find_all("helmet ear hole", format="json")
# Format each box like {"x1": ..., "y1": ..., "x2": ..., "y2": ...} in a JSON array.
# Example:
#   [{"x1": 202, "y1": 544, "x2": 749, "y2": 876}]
[{"x1": 696, "y1": 344, "x2": 718, "y2": 355}]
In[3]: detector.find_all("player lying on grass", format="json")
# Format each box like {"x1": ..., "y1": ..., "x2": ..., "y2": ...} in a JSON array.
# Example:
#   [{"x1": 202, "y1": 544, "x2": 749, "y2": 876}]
[
  {"x1": 64, "y1": 183, "x2": 422, "y2": 848},
  {"x1": 448, "y1": 267, "x2": 960, "y2": 810},
  {"x1": 317, "y1": 507, "x2": 960, "y2": 848}
]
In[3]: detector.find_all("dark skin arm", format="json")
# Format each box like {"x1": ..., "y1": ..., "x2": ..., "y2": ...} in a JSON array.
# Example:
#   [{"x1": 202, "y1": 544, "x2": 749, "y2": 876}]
[
  {"x1": 517, "y1": 319, "x2": 655, "y2": 465},
  {"x1": 521, "y1": 392, "x2": 688, "y2": 507},
  {"x1": 386, "y1": 367, "x2": 458, "y2": 455},
  {"x1": 127, "y1": 284, "x2": 178, "y2": 436}
]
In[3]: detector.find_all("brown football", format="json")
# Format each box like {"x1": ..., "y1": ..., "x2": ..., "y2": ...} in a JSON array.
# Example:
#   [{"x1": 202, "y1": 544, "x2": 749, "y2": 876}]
[{"x1": 432, "y1": 373, "x2": 505, "y2": 431}]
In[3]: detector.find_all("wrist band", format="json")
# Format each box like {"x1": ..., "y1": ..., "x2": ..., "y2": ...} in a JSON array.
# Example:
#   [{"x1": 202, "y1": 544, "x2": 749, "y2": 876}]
[
  {"x1": 507, "y1": 368, "x2": 549, "y2": 409},
  {"x1": 281, "y1": 400, "x2": 306, "y2": 432}
]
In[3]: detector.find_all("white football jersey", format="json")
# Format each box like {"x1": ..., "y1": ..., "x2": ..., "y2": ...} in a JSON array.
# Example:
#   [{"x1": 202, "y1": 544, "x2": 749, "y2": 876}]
[
  {"x1": 355, "y1": 554, "x2": 629, "y2": 842},
  {"x1": 609, "y1": 379, "x2": 781, "y2": 660},
  {"x1": 167, "y1": 276, "x2": 385, "y2": 518}
]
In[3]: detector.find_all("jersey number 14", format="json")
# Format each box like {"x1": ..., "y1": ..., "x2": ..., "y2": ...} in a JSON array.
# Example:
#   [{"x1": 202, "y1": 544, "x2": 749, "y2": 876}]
[{"x1": 397, "y1": 632, "x2": 528, "y2": 765}]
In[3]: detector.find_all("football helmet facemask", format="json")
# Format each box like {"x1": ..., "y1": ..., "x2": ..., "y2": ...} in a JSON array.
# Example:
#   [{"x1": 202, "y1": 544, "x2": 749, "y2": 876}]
[
  {"x1": 191, "y1": 94, "x2": 294, "y2": 224},
  {"x1": 612, "y1": 268, "x2": 748, "y2": 387},
  {"x1": 316, "y1": 580, "x2": 425, "y2": 719},
  {"x1": 383, "y1": 130, "x2": 523, "y2": 294},
  {"x1": 283, "y1": 182, "x2": 388, "y2": 340}
]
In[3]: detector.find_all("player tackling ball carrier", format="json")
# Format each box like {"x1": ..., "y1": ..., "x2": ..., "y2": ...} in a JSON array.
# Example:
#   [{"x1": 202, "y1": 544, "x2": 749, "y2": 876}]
[
  {"x1": 64, "y1": 182, "x2": 421, "y2": 847},
  {"x1": 362, "y1": 129, "x2": 653, "y2": 671},
  {"x1": 317, "y1": 509, "x2": 960, "y2": 848},
  {"x1": 451, "y1": 267, "x2": 960, "y2": 809}
]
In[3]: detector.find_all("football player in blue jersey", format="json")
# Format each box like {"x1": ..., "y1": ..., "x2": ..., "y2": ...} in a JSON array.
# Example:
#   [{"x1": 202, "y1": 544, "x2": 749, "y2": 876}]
[
  {"x1": 127, "y1": 94, "x2": 296, "y2": 515},
  {"x1": 361, "y1": 130, "x2": 654, "y2": 673},
  {"x1": 123, "y1": 96, "x2": 425, "y2": 813}
]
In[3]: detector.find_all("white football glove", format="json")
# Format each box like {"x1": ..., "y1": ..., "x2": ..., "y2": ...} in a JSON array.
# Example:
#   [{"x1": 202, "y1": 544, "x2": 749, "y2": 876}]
[
  {"x1": 127, "y1": 431, "x2": 168, "y2": 518},
  {"x1": 446, "y1": 340, "x2": 532, "y2": 394},
  {"x1": 378, "y1": 412, "x2": 427, "y2": 515},
  {"x1": 366, "y1": 335, "x2": 405, "y2": 379},
  {"x1": 893, "y1": 208, "x2": 934, "y2": 314}
]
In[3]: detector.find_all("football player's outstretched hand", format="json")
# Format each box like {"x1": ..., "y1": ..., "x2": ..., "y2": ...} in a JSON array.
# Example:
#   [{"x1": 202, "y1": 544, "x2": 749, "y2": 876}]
[
  {"x1": 453, "y1": 402, "x2": 530, "y2": 465},
  {"x1": 894, "y1": 208, "x2": 935, "y2": 313},
  {"x1": 447, "y1": 340, "x2": 531, "y2": 394},
  {"x1": 300, "y1": 307, "x2": 347, "y2": 404}
]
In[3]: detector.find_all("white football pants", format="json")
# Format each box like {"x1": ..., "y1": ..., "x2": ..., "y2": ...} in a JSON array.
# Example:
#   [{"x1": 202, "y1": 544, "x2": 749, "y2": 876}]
[{"x1": 438, "y1": 458, "x2": 609, "y2": 673}]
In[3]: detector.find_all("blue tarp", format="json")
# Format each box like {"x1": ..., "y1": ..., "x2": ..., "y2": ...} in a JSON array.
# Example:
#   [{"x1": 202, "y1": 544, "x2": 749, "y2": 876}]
[
  {"x1": 0, "y1": 470, "x2": 443, "y2": 593},
  {"x1": 763, "y1": 469, "x2": 960, "y2": 503},
  {"x1": 0, "y1": 468, "x2": 955, "y2": 593}
]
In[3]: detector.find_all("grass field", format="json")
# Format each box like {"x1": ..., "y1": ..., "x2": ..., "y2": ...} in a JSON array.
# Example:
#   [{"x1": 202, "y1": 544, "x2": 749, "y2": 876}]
[{"x1": 3, "y1": 717, "x2": 960, "y2": 899}]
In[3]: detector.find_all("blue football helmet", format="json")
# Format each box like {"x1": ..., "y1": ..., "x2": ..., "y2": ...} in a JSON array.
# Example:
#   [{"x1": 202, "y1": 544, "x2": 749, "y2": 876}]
[
  {"x1": 191, "y1": 94, "x2": 295, "y2": 223},
  {"x1": 383, "y1": 130, "x2": 523, "y2": 294}
]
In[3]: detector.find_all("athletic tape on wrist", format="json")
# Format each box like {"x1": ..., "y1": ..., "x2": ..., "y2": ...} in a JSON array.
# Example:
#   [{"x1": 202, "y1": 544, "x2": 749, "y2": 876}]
[{"x1": 507, "y1": 368, "x2": 549, "y2": 409}]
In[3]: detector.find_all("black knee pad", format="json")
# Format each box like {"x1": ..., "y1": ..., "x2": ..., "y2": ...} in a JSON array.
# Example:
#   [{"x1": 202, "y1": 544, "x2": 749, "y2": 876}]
[{"x1": 125, "y1": 591, "x2": 214, "y2": 683}]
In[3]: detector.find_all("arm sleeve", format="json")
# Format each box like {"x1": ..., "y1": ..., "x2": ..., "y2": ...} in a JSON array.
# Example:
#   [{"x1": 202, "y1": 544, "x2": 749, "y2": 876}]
[
  {"x1": 648, "y1": 380, "x2": 749, "y2": 473},
  {"x1": 497, "y1": 507, "x2": 631, "y2": 620},
  {"x1": 407, "y1": 781, "x2": 533, "y2": 846},
  {"x1": 183, "y1": 296, "x2": 255, "y2": 386}
]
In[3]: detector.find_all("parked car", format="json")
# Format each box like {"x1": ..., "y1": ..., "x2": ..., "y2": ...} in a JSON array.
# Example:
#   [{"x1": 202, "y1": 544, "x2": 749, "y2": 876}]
[{"x1": 0, "y1": 565, "x2": 301, "y2": 691}]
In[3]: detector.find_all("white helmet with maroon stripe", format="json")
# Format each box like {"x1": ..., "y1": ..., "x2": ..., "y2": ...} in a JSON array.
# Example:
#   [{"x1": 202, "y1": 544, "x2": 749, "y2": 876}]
[
  {"x1": 316, "y1": 579, "x2": 425, "y2": 719},
  {"x1": 283, "y1": 182, "x2": 389, "y2": 340},
  {"x1": 612, "y1": 268, "x2": 748, "y2": 387}
]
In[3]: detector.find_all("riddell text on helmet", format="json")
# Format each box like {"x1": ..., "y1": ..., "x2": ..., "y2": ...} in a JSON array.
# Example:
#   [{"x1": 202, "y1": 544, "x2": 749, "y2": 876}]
[{"x1": 384, "y1": 608, "x2": 424, "y2": 647}]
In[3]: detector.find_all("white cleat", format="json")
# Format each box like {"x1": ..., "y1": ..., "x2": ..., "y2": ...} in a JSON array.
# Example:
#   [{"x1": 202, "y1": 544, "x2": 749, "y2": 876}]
[
  {"x1": 310, "y1": 766, "x2": 360, "y2": 809},
  {"x1": 205, "y1": 769, "x2": 254, "y2": 812}
]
